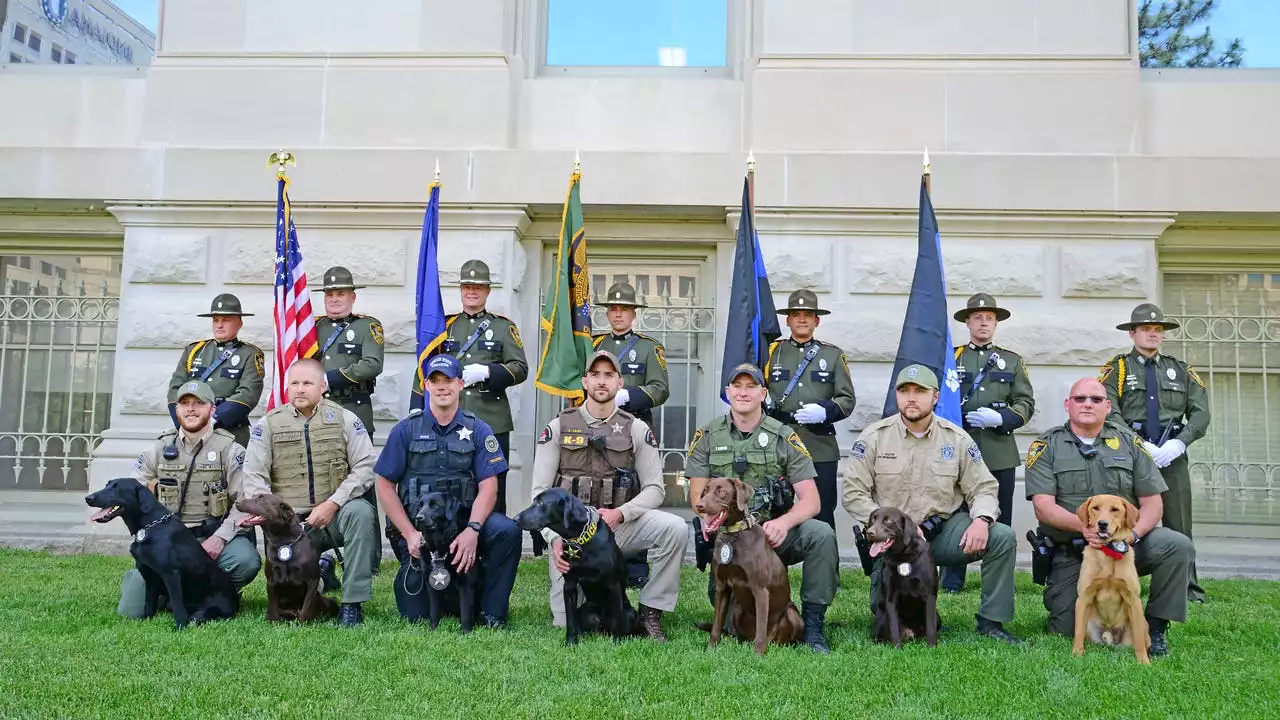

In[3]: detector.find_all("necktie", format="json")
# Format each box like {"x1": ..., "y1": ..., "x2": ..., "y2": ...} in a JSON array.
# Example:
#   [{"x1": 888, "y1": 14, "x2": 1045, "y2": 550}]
[{"x1": 1144, "y1": 359, "x2": 1161, "y2": 443}]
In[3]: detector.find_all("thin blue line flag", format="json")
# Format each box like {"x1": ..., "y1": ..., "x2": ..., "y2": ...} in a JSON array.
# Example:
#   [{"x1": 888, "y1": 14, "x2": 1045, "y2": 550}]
[
  {"x1": 721, "y1": 176, "x2": 780, "y2": 399},
  {"x1": 883, "y1": 176, "x2": 962, "y2": 424}
]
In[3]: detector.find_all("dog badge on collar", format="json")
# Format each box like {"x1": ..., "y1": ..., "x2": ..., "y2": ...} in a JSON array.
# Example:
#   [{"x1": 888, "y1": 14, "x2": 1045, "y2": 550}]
[
  {"x1": 428, "y1": 561, "x2": 451, "y2": 591},
  {"x1": 135, "y1": 529, "x2": 147, "y2": 543},
  {"x1": 897, "y1": 562, "x2": 912, "y2": 577},
  {"x1": 277, "y1": 545, "x2": 293, "y2": 562},
  {"x1": 718, "y1": 543, "x2": 734, "y2": 565}
]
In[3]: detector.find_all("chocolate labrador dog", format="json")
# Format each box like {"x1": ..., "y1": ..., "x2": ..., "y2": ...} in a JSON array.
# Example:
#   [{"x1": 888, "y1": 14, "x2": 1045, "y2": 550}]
[
  {"x1": 236, "y1": 494, "x2": 337, "y2": 623},
  {"x1": 866, "y1": 506, "x2": 939, "y2": 648},
  {"x1": 86, "y1": 477, "x2": 239, "y2": 629},
  {"x1": 399, "y1": 490, "x2": 481, "y2": 632},
  {"x1": 695, "y1": 477, "x2": 803, "y2": 656},
  {"x1": 513, "y1": 488, "x2": 640, "y2": 646}
]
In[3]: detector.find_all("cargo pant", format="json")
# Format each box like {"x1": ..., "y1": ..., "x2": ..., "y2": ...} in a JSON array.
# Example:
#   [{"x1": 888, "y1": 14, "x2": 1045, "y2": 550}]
[
  {"x1": 1158, "y1": 455, "x2": 1204, "y2": 602},
  {"x1": 308, "y1": 497, "x2": 378, "y2": 604}
]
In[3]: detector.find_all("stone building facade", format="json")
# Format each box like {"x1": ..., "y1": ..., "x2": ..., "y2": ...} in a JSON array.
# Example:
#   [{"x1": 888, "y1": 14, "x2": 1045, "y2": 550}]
[{"x1": 0, "y1": 0, "x2": 1277, "y2": 540}]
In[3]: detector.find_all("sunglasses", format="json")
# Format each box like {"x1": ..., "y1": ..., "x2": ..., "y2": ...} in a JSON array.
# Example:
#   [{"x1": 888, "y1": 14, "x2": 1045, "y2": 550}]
[{"x1": 1070, "y1": 395, "x2": 1106, "y2": 404}]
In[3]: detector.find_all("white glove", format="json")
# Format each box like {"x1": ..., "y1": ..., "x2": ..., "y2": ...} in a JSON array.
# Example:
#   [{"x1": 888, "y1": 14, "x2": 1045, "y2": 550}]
[
  {"x1": 615, "y1": 388, "x2": 631, "y2": 408},
  {"x1": 965, "y1": 407, "x2": 1003, "y2": 429},
  {"x1": 1142, "y1": 441, "x2": 1161, "y2": 461},
  {"x1": 793, "y1": 403, "x2": 827, "y2": 424},
  {"x1": 1152, "y1": 439, "x2": 1187, "y2": 468},
  {"x1": 461, "y1": 363, "x2": 489, "y2": 387}
]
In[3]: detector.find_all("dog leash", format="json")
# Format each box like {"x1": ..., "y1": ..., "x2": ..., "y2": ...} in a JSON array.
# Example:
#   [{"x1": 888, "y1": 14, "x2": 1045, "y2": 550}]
[{"x1": 299, "y1": 520, "x2": 345, "y2": 567}]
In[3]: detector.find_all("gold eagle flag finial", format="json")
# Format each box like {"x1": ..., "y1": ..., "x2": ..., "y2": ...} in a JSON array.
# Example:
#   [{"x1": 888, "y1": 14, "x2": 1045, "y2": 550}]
[{"x1": 268, "y1": 150, "x2": 297, "y2": 175}]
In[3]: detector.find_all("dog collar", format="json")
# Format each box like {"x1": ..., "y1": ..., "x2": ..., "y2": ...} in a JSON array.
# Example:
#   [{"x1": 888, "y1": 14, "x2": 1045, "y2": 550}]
[
  {"x1": 133, "y1": 513, "x2": 175, "y2": 543},
  {"x1": 562, "y1": 509, "x2": 600, "y2": 561},
  {"x1": 719, "y1": 519, "x2": 751, "y2": 535},
  {"x1": 1100, "y1": 540, "x2": 1130, "y2": 559}
]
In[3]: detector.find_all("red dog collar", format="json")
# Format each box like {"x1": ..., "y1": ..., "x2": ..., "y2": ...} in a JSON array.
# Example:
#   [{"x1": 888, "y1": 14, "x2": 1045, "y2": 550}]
[{"x1": 1100, "y1": 540, "x2": 1130, "y2": 559}]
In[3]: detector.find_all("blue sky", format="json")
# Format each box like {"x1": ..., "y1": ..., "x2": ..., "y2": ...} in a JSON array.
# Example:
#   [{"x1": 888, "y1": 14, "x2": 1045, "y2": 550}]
[{"x1": 112, "y1": 0, "x2": 1277, "y2": 67}]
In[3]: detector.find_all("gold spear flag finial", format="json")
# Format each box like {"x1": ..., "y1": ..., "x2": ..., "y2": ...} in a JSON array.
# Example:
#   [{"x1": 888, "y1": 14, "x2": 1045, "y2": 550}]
[
  {"x1": 573, "y1": 148, "x2": 581, "y2": 174},
  {"x1": 268, "y1": 150, "x2": 296, "y2": 175},
  {"x1": 923, "y1": 146, "x2": 931, "y2": 175},
  {"x1": 433, "y1": 158, "x2": 441, "y2": 182},
  {"x1": 747, "y1": 149, "x2": 756, "y2": 175}
]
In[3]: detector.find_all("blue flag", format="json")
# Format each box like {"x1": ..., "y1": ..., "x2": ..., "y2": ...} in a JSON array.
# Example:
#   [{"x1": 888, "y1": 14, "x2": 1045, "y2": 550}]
[
  {"x1": 414, "y1": 182, "x2": 447, "y2": 389},
  {"x1": 721, "y1": 177, "x2": 780, "y2": 399},
  {"x1": 883, "y1": 176, "x2": 962, "y2": 424}
]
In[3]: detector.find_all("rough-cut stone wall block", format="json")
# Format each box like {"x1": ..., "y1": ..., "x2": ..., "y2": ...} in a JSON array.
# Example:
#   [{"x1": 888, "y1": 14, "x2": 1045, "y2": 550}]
[
  {"x1": 760, "y1": 236, "x2": 835, "y2": 292},
  {"x1": 847, "y1": 241, "x2": 916, "y2": 295},
  {"x1": 125, "y1": 230, "x2": 211, "y2": 284},
  {"x1": 119, "y1": 292, "x2": 274, "y2": 349},
  {"x1": 222, "y1": 229, "x2": 411, "y2": 286},
  {"x1": 945, "y1": 243, "x2": 1046, "y2": 297},
  {"x1": 436, "y1": 231, "x2": 510, "y2": 286},
  {"x1": 1060, "y1": 242, "x2": 1152, "y2": 298},
  {"x1": 1000, "y1": 320, "x2": 1128, "y2": 367}
]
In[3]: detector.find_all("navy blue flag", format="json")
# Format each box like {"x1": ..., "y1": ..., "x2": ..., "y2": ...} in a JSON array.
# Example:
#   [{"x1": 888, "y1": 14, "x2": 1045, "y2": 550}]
[
  {"x1": 414, "y1": 182, "x2": 447, "y2": 389},
  {"x1": 720, "y1": 177, "x2": 780, "y2": 399},
  {"x1": 883, "y1": 176, "x2": 962, "y2": 423}
]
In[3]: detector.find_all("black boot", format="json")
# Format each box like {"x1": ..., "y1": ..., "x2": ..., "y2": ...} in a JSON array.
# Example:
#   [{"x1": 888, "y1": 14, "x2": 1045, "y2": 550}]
[
  {"x1": 802, "y1": 602, "x2": 831, "y2": 654},
  {"x1": 319, "y1": 555, "x2": 341, "y2": 594},
  {"x1": 339, "y1": 602, "x2": 364, "y2": 627},
  {"x1": 1147, "y1": 615, "x2": 1170, "y2": 657},
  {"x1": 481, "y1": 612, "x2": 508, "y2": 630},
  {"x1": 975, "y1": 615, "x2": 1022, "y2": 645}
]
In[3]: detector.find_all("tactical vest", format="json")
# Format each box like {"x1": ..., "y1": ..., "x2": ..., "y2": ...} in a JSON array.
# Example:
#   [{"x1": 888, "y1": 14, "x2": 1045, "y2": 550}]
[
  {"x1": 265, "y1": 399, "x2": 349, "y2": 511},
  {"x1": 554, "y1": 407, "x2": 638, "y2": 509},
  {"x1": 152, "y1": 428, "x2": 236, "y2": 526},
  {"x1": 705, "y1": 415, "x2": 787, "y2": 523},
  {"x1": 397, "y1": 410, "x2": 481, "y2": 508}
]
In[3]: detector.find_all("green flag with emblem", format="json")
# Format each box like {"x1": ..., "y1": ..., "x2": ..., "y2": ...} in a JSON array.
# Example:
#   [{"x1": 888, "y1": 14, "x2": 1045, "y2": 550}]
[{"x1": 535, "y1": 165, "x2": 593, "y2": 400}]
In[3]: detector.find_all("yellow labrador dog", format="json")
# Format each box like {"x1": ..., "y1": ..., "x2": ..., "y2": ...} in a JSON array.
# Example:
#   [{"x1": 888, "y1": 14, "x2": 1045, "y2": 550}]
[{"x1": 1074, "y1": 494, "x2": 1150, "y2": 664}]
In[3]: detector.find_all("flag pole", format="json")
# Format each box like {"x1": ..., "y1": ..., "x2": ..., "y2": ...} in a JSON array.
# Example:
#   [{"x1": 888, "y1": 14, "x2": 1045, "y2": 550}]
[
  {"x1": 746, "y1": 149, "x2": 756, "y2": 220},
  {"x1": 922, "y1": 146, "x2": 931, "y2": 194}
]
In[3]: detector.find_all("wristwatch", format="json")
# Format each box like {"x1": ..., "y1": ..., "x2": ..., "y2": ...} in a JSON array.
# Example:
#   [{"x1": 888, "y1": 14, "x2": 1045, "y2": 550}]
[
  {"x1": 467, "y1": 521, "x2": 482, "y2": 533},
  {"x1": 979, "y1": 516, "x2": 995, "y2": 526}
]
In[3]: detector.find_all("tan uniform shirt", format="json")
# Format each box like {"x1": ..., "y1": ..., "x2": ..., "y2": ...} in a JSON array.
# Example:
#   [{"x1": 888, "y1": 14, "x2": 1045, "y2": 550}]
[
  {"x1": 530, "y1": 405, "x2": 665, "y2": 545},
  {"x1": 133, "y1": 424, "x2": 250, "y2": 543},
  {"x1": 240, "y1": 404, "x2": 376, "y2": 507},
  {"x1": 842, "y1": 413, "x2": 1000, "y2": 526}
]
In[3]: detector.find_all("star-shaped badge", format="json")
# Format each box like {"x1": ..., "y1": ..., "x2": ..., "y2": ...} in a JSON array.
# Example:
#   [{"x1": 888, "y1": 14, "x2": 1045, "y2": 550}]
[
  {"x1": 611, "y1": 422, "x2": 624, "y2": 434},
  {"x1": 457, "y1": 427, "x2": 473, "y2": 442}
]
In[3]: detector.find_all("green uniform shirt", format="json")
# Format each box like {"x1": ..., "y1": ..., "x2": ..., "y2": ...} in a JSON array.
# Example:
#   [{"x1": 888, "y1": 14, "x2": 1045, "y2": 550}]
[
  {"x1": 764, "y1": 337, "x2": 856, "y2": 463},
  {"x1": 684, "y1": 415, "x2": 817, "y2": 484},
  {"x1": 412, "y1": 310, "x2": 528, "y2": 434},
  {"x1": 592, "y1": 331, "x2": 669, "y2": 422},
  {"x1": 315, "y1": 313, "x2": 384, "y2": 399},
  {"x1": 955, "y1": 343, "x2": 1035, "y2": 471},
  {"x1": 1098, "y1": 350, "x2": 1210, "y2": 447},
  {"x1": 167, "y1": 338, "x2": 265, "y2": 430},
  {"x1": 1023, "y1": 421, "x2": 1167, "y2": 543}
]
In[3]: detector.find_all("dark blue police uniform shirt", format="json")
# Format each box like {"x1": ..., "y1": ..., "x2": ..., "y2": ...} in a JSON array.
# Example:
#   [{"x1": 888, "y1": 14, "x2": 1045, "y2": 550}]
[{"x1": 375, "y1": 411, "x2": 509, "y2": 484}]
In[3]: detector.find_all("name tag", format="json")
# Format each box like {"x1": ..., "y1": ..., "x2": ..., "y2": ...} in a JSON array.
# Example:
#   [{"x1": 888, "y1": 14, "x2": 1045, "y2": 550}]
[
  {"x1": 480, "y1": 340, "x2": 503, "y2": 352},
  {"x1": 623, "y1": 362, "x2": 646, "y2": 375},
  {"x1": 560, "y1": 433, "x2": 587, "y2": 448},
  {"x1": 274, "y1": 431, "x2": 303, "y2": 443}
]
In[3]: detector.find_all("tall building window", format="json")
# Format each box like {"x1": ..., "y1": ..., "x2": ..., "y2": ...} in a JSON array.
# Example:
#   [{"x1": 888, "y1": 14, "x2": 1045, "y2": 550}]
[
  {"x1": 544, "y1": 0, "x2": 728, "y2": 68},
  {"x1": 65, "y1": 51, "x2": 76, "y2": 64},
  {"x1": 12, "y1": 24, "x2": 26, "y2": 43},
  {"x1": 28, "y1": 31, "x2": 42, "y2": 53},
  {"x1": 51, "y1": 44, "x2": 63, "y2": 63},
  {"x1": 8, "y1": 53, "x2": 23, "y2": 64}
]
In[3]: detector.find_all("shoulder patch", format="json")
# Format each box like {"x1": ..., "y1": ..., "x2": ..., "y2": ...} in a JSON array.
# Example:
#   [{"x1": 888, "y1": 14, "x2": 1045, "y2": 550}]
[
  {"x1": 687, "y1": 427, "x2": 704, "y2": 455},
  {"x1": 509, "y1": 323, "x2": 523, "y2": 348},
  {"x1": 654, "y1": 344, "x2": 666, "y2": 370},
  {"x1": 1187, "y1": 366, "x2": 1205, "y2": 388},
  {"x1": 644, "y1": 428, "x2": 659, "y2": 449},
  {"x1": 233, "y1": 448, "x2": 245, "y2": 469},
  {"x1": 592, "y1": 335, "x2": 605, "y2": 348},
  {"x1": 1025, "y1": 439, "x2": 1047, "y2": 469},
  {"x1": 251, "y1": 423, "x2": 265, "y2": 443},
  {"x1": 1136, "y1": 439, "x2": 1154, "y2": 459},
  {"x1": 353, "y1": 419, "x2": 367, "y2": 436},
  {"x1": 537, "y1": 424, "x2": 554, "y2": 445},
  {"x1": 485, "y1": 435, "x2": 500, "y2": 453},
  {"x1": 967, "y1": 444, "x2": 983, "y2": 463},
  {"x1": 133, "y1": 452, "x2": 145, "y2": 471},
  {"x1": 1097, "y1": 362, "x2": 1114, "y2": 383},
  {"x1": 851, "y1": 440, "x2": 867, "y2": 460},
  {"x1": 787, "y1": 432, "x2": 811, "y2": 459},
  {"x1": 254, "y1": 350, "x2": 265, "y2": 377},
  {"x1": 370, "y1": 319, "x2": 384, "y2": 346}
]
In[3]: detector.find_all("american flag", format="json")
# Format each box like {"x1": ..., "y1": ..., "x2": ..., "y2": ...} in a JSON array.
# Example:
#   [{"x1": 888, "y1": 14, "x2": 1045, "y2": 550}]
[{"x1": 268, "y1": 174, "x2": 319, "y2": 410}]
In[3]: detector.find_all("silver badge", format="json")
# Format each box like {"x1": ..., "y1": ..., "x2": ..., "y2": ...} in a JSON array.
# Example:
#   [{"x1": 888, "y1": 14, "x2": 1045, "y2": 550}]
[
  {"x1": 1166, "y1": 368, "x2": 1176, "y2": 380},
  {"x1": 485, "y1": 329, "x2": 494, "y2": 341},
  {"x1": 996, "y1": 357, "x2": 1006, "y2": 370},
  {"x1": 718, "y1": 543, "x2": 734, "y2": 565},
  {"x1": 135, "y1": 529, "x2": 147, "y2": 543},
  {"x1": 346, "y1": 330, "x2": 355, "y2": 342},
  {"x1": 629, "y1": 350, "x2": 637, "y2": 362},
  {"x1": 324, "y1": 410, "x2": 337, "y2": 423},
  {"x1": 758, "y1": 433, "x2": 769, "y2": 448},
  {"x1": 819, "y1": 358, "x2": 828, "y2": 371},
  {"x1": 231, "y1": 355, "x2": 241, "y2": 367},
  {"x1": 206, "y1": 451, "x2": 217, "y2": 462},
  {"x1": 277, "y1": 545, "x2": 293, "y2": 562},
  {"x1": 429, "y1": 565, "x2": 452, "y2": 591},
  {"x1": 897, "y1": 562, "x2": 912, "y2": 577}
]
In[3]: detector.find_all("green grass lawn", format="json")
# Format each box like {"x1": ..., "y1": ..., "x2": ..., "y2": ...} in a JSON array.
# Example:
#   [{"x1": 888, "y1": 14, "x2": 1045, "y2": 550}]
[{"x1": 1, "y1": 549, "x2": 1277, "y2": 720}]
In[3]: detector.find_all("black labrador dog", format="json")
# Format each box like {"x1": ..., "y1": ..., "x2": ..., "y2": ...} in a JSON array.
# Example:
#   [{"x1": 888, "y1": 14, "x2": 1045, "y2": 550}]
[
  {"x1": 866, "y1": 506, "x2": 940, "y2": 648},
  {"x1": 235, "y1": 493, "x2": 337, "y2": 623},
  {"x1": 86, "y1": 477, "x2": 239, "y2": 629},
  {"x1": 399, "y1": 491, "x2": 481, "y2": 632},
  {"x1": 513, "y1": 488, "x2": 640, "y2": 645}
]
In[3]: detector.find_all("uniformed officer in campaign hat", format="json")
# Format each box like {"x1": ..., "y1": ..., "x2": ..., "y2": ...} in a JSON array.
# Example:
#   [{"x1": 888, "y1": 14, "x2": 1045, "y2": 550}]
[
  {"x1": 592, "y1": 281, "x2": 669, "y2": 430},
  {"x1": 166, "y1": 293, "x2": 264, "y2": 448},
  {"x1": 764, "y1": 289, "x2": 856, "y2": 534},
  {"x1": 412, "y1": 259, "x2": 529, "y2": 514},
  {"x1": 943, "y1": 292, "x2": 1036, "y2": 593},
  {"x1": 1098, "y1": 302, "x2": 1210, "y2": 602}
]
